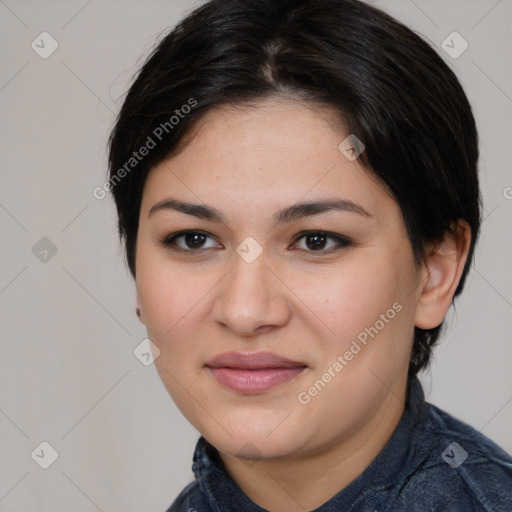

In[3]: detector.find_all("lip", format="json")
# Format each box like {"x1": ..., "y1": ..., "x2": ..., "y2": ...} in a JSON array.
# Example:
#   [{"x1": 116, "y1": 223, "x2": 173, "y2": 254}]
[{"x1": 206, "y1": 351, "x2": 307, "y2": 394}]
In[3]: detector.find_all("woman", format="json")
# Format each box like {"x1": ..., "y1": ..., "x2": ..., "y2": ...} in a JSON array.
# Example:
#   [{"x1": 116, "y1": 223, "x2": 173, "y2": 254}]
[{"x1": 107, "y1": 0, "x2": 512, "y2": 510}]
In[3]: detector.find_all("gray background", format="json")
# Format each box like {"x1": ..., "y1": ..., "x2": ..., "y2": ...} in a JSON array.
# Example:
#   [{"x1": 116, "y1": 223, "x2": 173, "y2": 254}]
[{"x1": 0, "y1": 0, "x2": 511, "y2": 510}]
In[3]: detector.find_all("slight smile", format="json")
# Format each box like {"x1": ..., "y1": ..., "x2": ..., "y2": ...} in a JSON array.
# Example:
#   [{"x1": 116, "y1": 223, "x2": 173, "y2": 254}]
[{"x1": 206, "y1": 351, "x2": 308, "y2": 394}]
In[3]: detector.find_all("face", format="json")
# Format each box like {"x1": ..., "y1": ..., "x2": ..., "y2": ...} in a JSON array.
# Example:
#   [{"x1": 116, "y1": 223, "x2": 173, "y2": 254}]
[{"x1": 135, "y1": 98, "x2": 423, "y2": 461}]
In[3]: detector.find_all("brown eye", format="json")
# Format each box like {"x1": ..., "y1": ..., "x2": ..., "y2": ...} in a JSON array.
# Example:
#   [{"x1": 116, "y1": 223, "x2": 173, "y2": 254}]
[
  {"x1": 182, "y1": 232, "x2": 208, "y2": 249},
  {"x1": 305, "y1": 233, "x2": 328, "y2": 250},
  {"x1": 293, "y1": 231, "x2": 351, "y2": 253},
  {"x1": 161, "y1": 230, "x2": 221, "y2": 251}
]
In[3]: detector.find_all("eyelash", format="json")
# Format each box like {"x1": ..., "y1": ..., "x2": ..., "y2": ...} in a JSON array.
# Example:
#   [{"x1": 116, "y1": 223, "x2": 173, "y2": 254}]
[{"x1": 160, "y1": 229, "x2": 352, "y2": 254}]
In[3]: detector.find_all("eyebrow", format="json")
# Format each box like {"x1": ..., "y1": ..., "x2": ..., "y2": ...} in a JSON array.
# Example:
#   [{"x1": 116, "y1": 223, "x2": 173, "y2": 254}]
[{"x1": 148, "y1": 197, "x2": 372, "y2": 223}]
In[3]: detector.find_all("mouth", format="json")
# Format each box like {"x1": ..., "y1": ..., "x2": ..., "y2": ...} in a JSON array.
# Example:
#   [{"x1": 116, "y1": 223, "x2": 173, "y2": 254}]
[{"x1": 205, "y1": 351, "x2": 308, "y2": 394}]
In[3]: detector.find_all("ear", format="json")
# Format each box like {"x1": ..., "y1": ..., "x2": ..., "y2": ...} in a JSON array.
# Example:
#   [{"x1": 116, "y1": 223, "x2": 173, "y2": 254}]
[
  {"x1": 414, "y1": 220, "x2": 472, "y2": 330},
  {"x1": 136, "y1": 295, "x2": 146, "y2": 325}
]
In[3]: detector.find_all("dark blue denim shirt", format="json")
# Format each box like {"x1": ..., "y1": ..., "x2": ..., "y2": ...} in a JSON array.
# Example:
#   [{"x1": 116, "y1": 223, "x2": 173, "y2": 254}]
[{"x1": 167, "y1": 376, "x2": 512, "y2": 511}]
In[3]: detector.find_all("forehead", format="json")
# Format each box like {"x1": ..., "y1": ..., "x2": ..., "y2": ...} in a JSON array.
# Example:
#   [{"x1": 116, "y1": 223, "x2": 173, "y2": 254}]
[{"x1": 141, "y1": 98, "x2": 394, "y2": 220}]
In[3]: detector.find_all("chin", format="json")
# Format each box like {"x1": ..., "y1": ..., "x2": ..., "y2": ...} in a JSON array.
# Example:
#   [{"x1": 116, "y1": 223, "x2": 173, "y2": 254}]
[{"x1": 203, "y1": 424, "x2": 305, "y2": 462}]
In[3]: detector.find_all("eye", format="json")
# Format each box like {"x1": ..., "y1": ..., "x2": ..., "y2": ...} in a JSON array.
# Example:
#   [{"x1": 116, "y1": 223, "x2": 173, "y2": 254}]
[
  {"x1": 160, "y1": 229, "x2": 351, "y2": 254},
  {"x1": 292, "y1": 231, "x2": 352, "y2": 253},
  {"x1": 161, "y1": 230, "x2": 221, "y2": 251}
]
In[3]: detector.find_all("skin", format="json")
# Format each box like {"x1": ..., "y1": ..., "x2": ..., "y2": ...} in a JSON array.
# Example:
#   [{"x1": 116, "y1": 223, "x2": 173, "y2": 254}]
[{"x1": 135, "y1": 98, "x2": 471, "y2": 511}]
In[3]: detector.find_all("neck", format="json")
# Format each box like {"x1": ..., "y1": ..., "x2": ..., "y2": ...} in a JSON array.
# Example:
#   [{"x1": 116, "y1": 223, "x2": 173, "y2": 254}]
[{"x1": 219, "y1": 372, "x2": 409, "y2": 512}]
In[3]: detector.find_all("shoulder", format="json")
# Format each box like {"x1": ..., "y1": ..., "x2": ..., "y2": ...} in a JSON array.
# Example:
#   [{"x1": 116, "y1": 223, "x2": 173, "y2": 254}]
[
  {"x1": 394, "y1": 401, "x2": 512, "y2": 511},
  {"x1": 165, "y1": 480, "x2": 211, "y2": 512}
]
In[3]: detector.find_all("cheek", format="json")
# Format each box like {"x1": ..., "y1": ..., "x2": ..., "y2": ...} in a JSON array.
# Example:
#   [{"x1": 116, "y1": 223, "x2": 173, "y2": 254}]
[
  {"x1": 137, "y1": 263, "x2": 211, "y2": 405},
  {"x1": 136, "y1": 257, "x2": 226, "y2": 374},
  {"x1": 304, "y1": 253, "x2": 416, "y2": 367},
  {"x1": 136, "y1": 234, "x2": 207, "y2": 316},
  {"x1": 137, "y1": 258, "x2": 199, "y2": 338},
  {"x1": 303, "y1": 263, "x2": 397, "y2": 337}
]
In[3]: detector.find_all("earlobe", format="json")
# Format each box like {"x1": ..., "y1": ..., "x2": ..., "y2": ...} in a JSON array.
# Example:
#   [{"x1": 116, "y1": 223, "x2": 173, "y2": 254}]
[
  {"x1": 136, "y1": 296, "x2": 146, "y2": 325},
  {"x1": 414, "y1": 221, "x2": 471, "y2": 330}
]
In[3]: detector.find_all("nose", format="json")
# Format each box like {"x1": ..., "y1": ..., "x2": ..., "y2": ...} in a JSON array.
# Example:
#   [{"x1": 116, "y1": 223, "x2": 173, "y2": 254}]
[{"x1": 212, "y1": 249, "x2": 292, "y2": 337}]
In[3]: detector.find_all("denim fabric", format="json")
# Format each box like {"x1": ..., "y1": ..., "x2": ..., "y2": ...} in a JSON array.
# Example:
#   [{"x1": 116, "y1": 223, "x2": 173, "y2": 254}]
[{"x1": 166, "y1": 376, "x2": 512, "y2": 511}]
